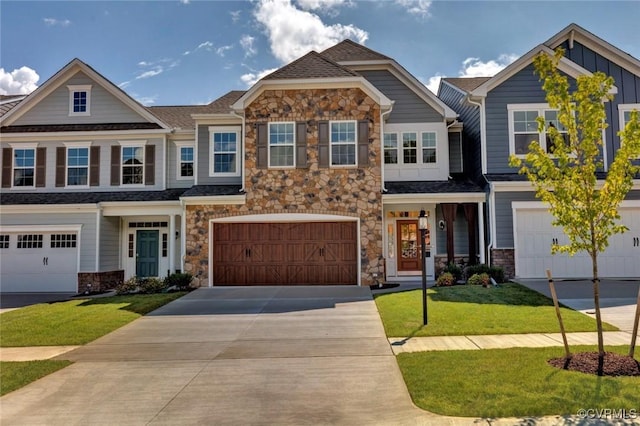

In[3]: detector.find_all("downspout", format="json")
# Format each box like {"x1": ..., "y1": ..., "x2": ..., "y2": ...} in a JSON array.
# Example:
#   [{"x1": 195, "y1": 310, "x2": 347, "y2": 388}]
[
  {"x1": 380, "y1": 105, "x2": 394, "y2": 193},
  {"x1": 231, "y1": 109, "x2": 246, "y2": 193},
  {"x1": 484, "y1": 174, "x2": 495, "y2": 267}
]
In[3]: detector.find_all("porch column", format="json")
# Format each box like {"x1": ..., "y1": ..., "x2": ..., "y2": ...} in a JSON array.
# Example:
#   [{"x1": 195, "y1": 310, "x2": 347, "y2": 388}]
[
  {"x1": 441, "y1": 203, "x2": 457, "y2": 265},
  {"x1": 463, "y1": 203, "x2": 477, "y2": 265},
  {"x1": 169, "y1": 214, "x2": 176, "y2": 274}
]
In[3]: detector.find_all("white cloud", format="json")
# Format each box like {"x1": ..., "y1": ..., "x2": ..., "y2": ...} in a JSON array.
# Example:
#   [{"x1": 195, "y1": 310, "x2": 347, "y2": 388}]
[
  {"x1": 241, "y1": 68, "x2": 278, "y2": 87},
  {"x1": 216, "y1": 45, "x2": 233, "y2": 57},
  {"x1": 394, "y1": 0, "x2": 432, "y2": 19},
  {"x1": 459, "y1": 54, "x2": 518, "y2": 77},
  {"x1": 179, "y1": 0, "x2": 190, "y2": 4},
  {"x1": 183, "y1": 41, "x2": 214, "y2": 56},
  {"x1": 424, "y1": 54, "x2": 518, "y2": 95},
  {"x1": 424, "y1": 74, "x2": 444, "y2": 95},
  {"x1": 43, "y1": 17, "x2": 71, "y2": 27},
  {"x1": 0, "y1": 66, "x2": 40, "y2": 95},
  {"x1": 134, "y1": 94, "x2": 158, "y2": 106},
  {"x1": 295, "y1": 0, "x2": 352, "y2": 16},
  {"x1": 240, "y1": 35, "x2": 257, "y2": 58},
  {"x1": 136, "y1": 67, "x2": 163, "y2": 80},
  {"x1": 230, "y1": 10, "x2": 241, "y2": 23},
  {"x1": 118, "y1": 80, "x2": 131, "y2": 89},
  {"x1": 254, "y1": 0, "x2": 368, "y2": 64}
]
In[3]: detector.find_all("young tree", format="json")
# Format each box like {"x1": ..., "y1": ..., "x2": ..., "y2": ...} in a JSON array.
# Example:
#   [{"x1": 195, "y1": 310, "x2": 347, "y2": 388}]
[{"x1": 509, "y1": 48, "x2": 640, "y2": 367}]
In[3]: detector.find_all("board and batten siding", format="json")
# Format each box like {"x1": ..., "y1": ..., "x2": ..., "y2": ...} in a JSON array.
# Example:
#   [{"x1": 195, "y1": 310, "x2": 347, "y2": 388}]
[
  {"x1": 99, "y1": 215, "x2": 120, "y2": 271},
  {"x1": 12, "y1": 72, "x2": 147, "y2": 126},
  {"x1": 196, "y1": 124, "x2": 243, "y2": 185},
  {"x1": 438, "y1": 82, "x2": 482, "y2": 181},
  {"x1": 358, "y1": 70, "x2": 443, "y2": 123},
  {"x1": 559, "y1": 40, "x2": 640, "y2": 166},
  {"x1": 0, "y1": 212, "x2": 98, "y2": 271},
  {"x1": 0, "y1": 137, "x2": 165, "y2": 192}
]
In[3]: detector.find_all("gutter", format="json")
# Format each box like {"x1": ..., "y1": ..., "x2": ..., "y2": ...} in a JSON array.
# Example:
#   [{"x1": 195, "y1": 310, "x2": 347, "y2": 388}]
[{"x1": 380, "y1": 104, "x2": 394, "y2": 193}]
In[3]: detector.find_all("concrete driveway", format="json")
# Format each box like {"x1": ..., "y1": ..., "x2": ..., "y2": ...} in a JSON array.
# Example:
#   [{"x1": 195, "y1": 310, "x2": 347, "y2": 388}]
[
  {"x1": 516, "y1": 278, "x2": 640, "y2": 331},
  {"x1": 0, "y1": 286, "x2": 442, "y2": 425}
]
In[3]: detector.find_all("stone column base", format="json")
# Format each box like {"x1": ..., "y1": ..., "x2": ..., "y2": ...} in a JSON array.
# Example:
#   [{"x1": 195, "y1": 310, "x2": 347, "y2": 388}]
[{"x1": 490, "y1": 249, "x2": 515, "y2": 279}]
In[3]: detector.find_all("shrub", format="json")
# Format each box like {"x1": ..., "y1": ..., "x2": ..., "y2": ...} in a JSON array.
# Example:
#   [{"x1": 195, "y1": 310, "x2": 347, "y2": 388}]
[
  {"x1": 164, "y1": 273, "x2": 193, "y2": 290},
  {"x1": 465, "y1": 264, "x2": 505, "y2": 283},
  {"x1": 138, "y1": 277, "x2": 166, "y2": 294},
  {"x1": 467, "y1": 273, "x2": 491, "y2": 287},
  {"x1": 443, "y1": 263, "x2": 463, "y2": 282},
  {"x1": 436, "y1": 272, "x2": 455, "y2": 287},
  {"x1": 115, "y1": 276, "x2": 139, "y2": 295}
]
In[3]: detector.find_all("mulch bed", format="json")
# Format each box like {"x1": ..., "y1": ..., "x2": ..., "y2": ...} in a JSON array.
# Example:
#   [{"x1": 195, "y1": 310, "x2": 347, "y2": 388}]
[{"x1": 548, "y1": 351, "x2": 640, "y2": 376}]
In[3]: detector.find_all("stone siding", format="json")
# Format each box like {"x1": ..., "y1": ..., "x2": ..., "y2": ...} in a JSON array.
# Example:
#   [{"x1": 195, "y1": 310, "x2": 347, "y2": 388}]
[
  {"x1": 490, "y1": 248, "x2": 515, "y2": 279},
  {"x1": 185, "y1": 88, "x2": 383, "y2": 286},
  {"x1": 78, "y1": 270, "x2": 124, "y2": 294}
]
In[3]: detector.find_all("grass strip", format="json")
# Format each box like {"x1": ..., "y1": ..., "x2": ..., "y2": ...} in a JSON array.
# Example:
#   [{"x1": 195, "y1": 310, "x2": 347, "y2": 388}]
[
  {"x1": 1, "y1": 360, "x2": 73, "y2": 396},
  {"x1": 397, "y1": 345, "x2": 640, "y2": 418},
  {"x1": 374, "y1": 283, "x2": 617, "y2": 337},
  {"x1": 0, "y1": 292, "x2": 186, "y2": 347}
]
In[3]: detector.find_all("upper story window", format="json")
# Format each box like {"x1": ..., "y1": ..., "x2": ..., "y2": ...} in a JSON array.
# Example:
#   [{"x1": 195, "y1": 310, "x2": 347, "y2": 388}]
[
  {"x1": 269, "y1": 122, "x2": 295, "y2": 168},
  {"x1": 330, "y1": 121, "x2": 356, "y2": 166},
  {"x1": 384, "y1": 133, "x2": 398, "y2": 164},
  {"x1": 421, "y1": 132, "x2": 437, "y2": 163},
  {"x1": 0, "y1": 235, "x2": 9, "y2": 249},
  {"x1": 122, "y1": 146, "x2": 144, "y2": 185},
  {"x1": 508, "y1": 104, "x2": 568, "y2": 156},
  {"x1": 619, "y1": 104, "x2": 639, "y2": 130},
  {"x1": 209, "y1": 127, "x2": 240, "y2": 176},
  {"x1": 13, "y1": 148, "x2": 35, "y2": 187},
  {"x1": 67, "y1": 85, "x2": 91, "y2": 116},
  {"x1": 67, "y1": 147, "x2": 89, "y2": 186},
  {"x1": 402, "y1": 132, "x2": 417, "y2": 164},
  {"x1": 174, "y1": 141, "x2": 194, "y2": 179}
]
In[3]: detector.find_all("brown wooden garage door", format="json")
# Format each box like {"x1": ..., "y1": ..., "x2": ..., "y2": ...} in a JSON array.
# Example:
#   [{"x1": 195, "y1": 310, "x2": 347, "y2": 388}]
[{"x1": 212, "y1": 222, "x2": 358, "y2": 285}]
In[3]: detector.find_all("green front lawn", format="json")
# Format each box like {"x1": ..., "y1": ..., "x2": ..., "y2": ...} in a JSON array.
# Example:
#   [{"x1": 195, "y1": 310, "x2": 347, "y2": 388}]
[
  {"x1": 0, "y1": 292, "x2": 186, "y2": 347},
  {"x1": 374, "y1": 283, "x2": 617, "y2": 337},
  {"x1": 397, "y1": 346, "x2": 640, "y2": 418},
  {"x1": 1, "y1": 361, "x2": 72, "y2": 396}
]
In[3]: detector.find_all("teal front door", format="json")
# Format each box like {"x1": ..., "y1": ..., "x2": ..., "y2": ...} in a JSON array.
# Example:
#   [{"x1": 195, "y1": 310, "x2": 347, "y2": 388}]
[{"x1": 136, "y1": 230, "x2": 159, "y2": 277}]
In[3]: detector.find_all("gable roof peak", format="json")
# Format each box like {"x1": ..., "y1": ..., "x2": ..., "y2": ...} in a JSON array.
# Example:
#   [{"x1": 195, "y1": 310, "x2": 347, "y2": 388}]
[
  {"x1": 262, "y1": 50, "x2": 359, "y2": 81},
  {"x1": 320, "y1": 39, "x2": 392, "y2": 63}
]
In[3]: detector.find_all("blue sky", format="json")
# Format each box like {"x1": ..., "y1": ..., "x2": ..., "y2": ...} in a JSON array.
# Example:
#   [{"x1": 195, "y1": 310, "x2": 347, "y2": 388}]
[{"x1": 1, "y1": 1, "x2": 639, "y2": 106}]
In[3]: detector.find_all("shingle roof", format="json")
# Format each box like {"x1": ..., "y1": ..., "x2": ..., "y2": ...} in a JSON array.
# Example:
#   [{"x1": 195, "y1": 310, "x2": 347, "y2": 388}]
[
  {"x1": 385, "y1": 179, "x2": 485, "y2": 194},
  {"x1": 262, "y1": 51, "x2": 359, "y2": 80},
  {"x1": 442, "y1": 77, "x2": 492, "y2": 93},
  {"x1": 0, "y1": 122, "x2": 163, "y2": 133},
  {"x1": 147, "y1": 91, "x2": 245, "y2": 128},
  {"x1": 0, "y1": 188, "x2": 188, "y2": 205},
  {"x1": 181, "y1": 185, "x2": 243, "y2": 197},
  {"x1": 0, "y1": 99, "x2": 23, "y2": 118},
  {"x1": 320, "y1": 39, "x2": 391, "y2": 62}
]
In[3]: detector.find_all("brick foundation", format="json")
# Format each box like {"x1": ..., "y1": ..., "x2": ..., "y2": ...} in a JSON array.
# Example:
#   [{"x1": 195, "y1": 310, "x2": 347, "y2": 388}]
[
  {"x1": 434, "y1": 255, "x2": 473, "y2": 277},
  {"x1": 490, "y1": 249, "x2": 515, "y2": 279},
  {"x1": 78, "y1": 270, "x2": 124, "y2": 294}
]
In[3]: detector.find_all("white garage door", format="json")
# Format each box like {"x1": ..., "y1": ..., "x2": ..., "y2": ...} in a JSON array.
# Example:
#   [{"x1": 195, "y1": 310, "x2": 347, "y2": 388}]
[
  {"x1": 514, "y1": 208, "x2": 640, "y2": 279},
  {"x1": 0, "y1": 232, "x2": 79, "y2": 292}
]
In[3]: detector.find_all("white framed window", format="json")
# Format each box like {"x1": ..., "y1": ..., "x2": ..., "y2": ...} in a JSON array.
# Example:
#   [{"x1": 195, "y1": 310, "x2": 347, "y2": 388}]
[
  {"x1": 269, "y1": 122, "x2": 295, "y2": 168},
  {"x1": 65, "y1": 144, "x2": 90, "y2": 187},
  {"x1": 508, "y1": 104, "x2": 567, "y2": 156},
  {"x1": 0, "y1": 235, "x2": 9, "y2": 249},
  {"x1": 175, "y1": 141, "x2": 195, "y2": 179},
  {"x1": 51, "y1": 234, "x2": 77, "y2": 248},
  {"x1": 383, "y1": 133, "x2": 398, "y2": 164},
  {"x1": 330, "y1": 121, "x2": 356, "y2": 166},
  {"x1": 17, "y1": 234, "x2": 43, "y2": 249},
  {"x1": 209, "y1": 127, "x2": 240, "y2": 176},
  {"x1": 421, "y1": 132, "x2": 437, "y2": 164},
  {"x1": 402, "y1": 132, "x2": 417, "y2": 164},
  {"x1": 12, "y1": 147, "x2": 36, "y2": 188},
  {"x1": 122, "y1": 146, "x2": 144, "y2": 185},
  {"x1": 619, "y1": 104, "x2": 640, "y2": 130},
  {"x1": 67, "y1": 85, "x2": 91, "y2": 116}
]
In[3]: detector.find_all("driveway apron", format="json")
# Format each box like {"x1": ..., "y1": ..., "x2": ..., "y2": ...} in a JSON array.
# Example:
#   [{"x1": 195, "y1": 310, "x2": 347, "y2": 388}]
[{"x1": 0, "y1": 286, "x2": 438, "y2": 425}]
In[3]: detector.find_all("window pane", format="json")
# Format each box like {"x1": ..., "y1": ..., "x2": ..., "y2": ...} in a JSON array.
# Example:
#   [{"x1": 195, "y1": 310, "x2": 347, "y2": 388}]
[
  {"x1": 269, "y1": 124, "x2": 294, "y2": 145},
  {"x1": 514, "y1": 110, "x2": 538, "y2": 132},
  {"x1": 181, "y1": 163, "x2": 194, "y2": 177},
  {"x1": 402, "y1": 133, "x2": 417, "y2": 148},
  {"x1": 423, "y1": 148, "x2": 436, "y2": 163},
  {"x1": 122, "y1": 147, "x2": 143, "y2": 164},
  {"x1": 73, "y1": 91, "x2": 87, "y2": 112},
  {"x1": 331, "y1": 144, "x2": 355, "y2": 165},
  {"x1": 330, "y1": 122, "x2": 355, "y2": 143},
  {"x1": 384, "y1": 133, "x2": 397, "y2": 148},
  {"x1": 384, "y1": 149, "x2": 398, "y2": 164},
  {"x1": 181, "y1": 147, "x2": 193, "y2": 162},
  {"x1": 514, "y1": 134, "x2": 538, "y2": 155},
  {"x1": 14, "y1": 149, "x2": 34, "y2": 167},
  {"x1": 422, "y1": 132, "x2": 436, "y2": 147},
  {"x1": 214, "y1": 153, "x2": 236, "y2": 173},
  {"x1": 270, "y1": 146, "x2": 294, "y2": 167},
  {"x1": 68, "y1": 168, "x2": 88, "y2": 186}
]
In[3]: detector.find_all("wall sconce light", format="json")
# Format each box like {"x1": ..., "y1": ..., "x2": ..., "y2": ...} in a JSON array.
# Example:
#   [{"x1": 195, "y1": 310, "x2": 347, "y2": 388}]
[
  {"x1": 438, "y1": 220, "x2": 446, "y2": 231},
  {"x1": 175, "y1": 231, "x2": 180, "y2": 239}
]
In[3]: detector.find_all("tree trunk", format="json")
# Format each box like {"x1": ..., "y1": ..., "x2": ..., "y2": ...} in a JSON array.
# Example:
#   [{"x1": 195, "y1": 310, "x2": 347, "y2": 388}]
[
  {"x1": 591, "y1": 249, "x2": 605, "y2": 376},
  {"x1": 629, "y1": 286, "x2": 640, "y2": 357},
  {"x1": 547, "y1": 269, "x2": 571, "y2": 360}
]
